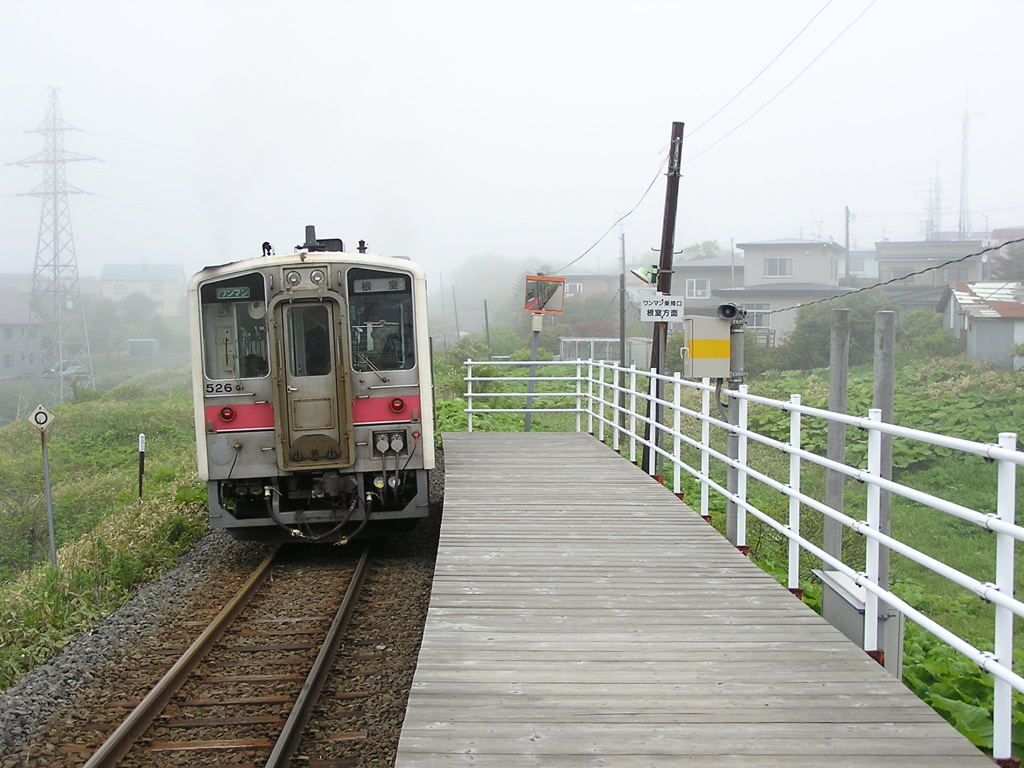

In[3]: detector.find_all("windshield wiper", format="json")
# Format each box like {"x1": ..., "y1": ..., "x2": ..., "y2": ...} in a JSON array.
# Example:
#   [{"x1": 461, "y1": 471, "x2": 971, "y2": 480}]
[{"x1": 359, "y1": 353, "x2": 389, "y2": 383}]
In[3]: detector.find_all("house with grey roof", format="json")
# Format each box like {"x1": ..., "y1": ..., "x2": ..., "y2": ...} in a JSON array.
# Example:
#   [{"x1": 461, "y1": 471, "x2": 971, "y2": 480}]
[
  {"x1": 876, "y1": 240, "x2": 984, "y2": 310},
  {"x1": 937, "y1": 282, "x2": 1024, "y2": 370},
  {"x1": 712, "y1": 239, "x2": 851, "y2": 342},
  {"x1": 99, "y1": 264, "x2": 186, "y2": 316}
]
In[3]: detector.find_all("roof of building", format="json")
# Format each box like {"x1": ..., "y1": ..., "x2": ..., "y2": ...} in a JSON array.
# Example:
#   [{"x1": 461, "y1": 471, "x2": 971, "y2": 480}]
[
  {"x1": 875, "y1": 240, "x2": 984, "y2": 260},
  {"x1": 100, "y1": 264, "x2": 185, "y2": 282},
  {"x1": 938, "y1": 282, "x2": 1024, "y2": 319},
  {"x1": 676, "y1": 254, "x2": 745, "y2": 268},
  {"x1": 713, "y1": 283, "x2": 853, "y2": 297},
  {"x1": 737, "y1": 238, "x2": 841, "y2": 249}
]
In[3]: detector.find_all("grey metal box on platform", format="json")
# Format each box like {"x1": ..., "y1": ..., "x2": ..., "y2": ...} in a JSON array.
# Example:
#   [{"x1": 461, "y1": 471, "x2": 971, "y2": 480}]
[{"x1": 813, "y1": 569, "x2": 905, "y2": 678}]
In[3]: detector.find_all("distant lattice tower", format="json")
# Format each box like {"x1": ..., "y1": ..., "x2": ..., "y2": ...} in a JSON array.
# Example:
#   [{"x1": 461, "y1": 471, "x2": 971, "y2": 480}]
[{"x1": 15, "y1": 88, "x2": 95, "y2": 400}]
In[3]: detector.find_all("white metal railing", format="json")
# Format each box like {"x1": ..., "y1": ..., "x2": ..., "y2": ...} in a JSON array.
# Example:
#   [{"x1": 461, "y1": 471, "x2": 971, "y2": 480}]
[{"x1": 463, "y1": 358, "x2": 1023, "y2": 761}]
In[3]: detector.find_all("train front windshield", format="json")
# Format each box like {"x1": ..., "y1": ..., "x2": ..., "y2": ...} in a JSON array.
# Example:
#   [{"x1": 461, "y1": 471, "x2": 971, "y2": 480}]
[
  {"x1": 199, "y1": 272, "x2": 269, "y2": 379},
  {"x1": 348, "y1": 267, "x2": 416, "y2": 372}
]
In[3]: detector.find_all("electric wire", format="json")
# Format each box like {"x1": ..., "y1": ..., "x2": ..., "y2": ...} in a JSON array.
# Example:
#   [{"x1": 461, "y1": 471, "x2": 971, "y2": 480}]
[
  {"x1": 764, "y1": 237, "x2": 1024, "y2": 316},
  {"x1": 684, "y1": 0, "x2": 878, "y2": 166},
  {"x1": 552, "y1": 155, "x2": 669, "y2": 275},
  {"x1": 555, "y1": 1, "x2": 872, "y2": 279},
  {"x1": 688, "y1": 0, "x2": 835, "y2": 139}
]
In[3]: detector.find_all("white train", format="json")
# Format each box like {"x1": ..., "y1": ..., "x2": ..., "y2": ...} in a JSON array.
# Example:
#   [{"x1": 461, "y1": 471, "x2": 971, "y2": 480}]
[{"x1": 187, "y1": 227, "x2": 434, "y2": 542}]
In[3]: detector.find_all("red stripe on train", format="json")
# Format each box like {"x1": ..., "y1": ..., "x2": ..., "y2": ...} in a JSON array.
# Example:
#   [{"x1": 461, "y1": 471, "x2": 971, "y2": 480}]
[
  {"x1": 352, "y1": 395, "x2": 420, "y2": 424},
  {"x1": 205, "y1": 402, "x2": 275, "y2": 431}
]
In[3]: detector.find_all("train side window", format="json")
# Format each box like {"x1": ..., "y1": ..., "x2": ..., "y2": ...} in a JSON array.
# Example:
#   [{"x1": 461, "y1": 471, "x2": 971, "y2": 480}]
[
  {"x1": 200, "y1": 273, "x2": 269, "y2": 380},
  {"x1": 287, "y1": 304, "x2": 332, "y2": 377},
  {"x1": 348, "y1": 268, "x2": 415, "y2": 372}
]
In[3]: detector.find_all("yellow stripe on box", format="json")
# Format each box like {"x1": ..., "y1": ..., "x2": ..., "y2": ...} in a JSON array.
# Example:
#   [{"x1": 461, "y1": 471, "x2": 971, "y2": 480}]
[{"x1": 690, "y1": 338, "x2": 731, "y2": 359}]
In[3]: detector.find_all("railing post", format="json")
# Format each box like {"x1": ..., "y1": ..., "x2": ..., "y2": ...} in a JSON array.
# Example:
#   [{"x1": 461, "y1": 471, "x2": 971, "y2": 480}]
[
  {"x1": 788, "y1": 394, "x2": 802, "y2": 596},
  {"x1": 992, "y1": 431, "x2": 1017, "y2": 763},
  {"x1": 629, "y1": 365, "x2": 638, "y2": 465},
  {"x1": 672, "y1": 372, "x2": 682, "y2": 497},
  {"x1": 736, "y1": 384, "x2": 748, "y2": 551},
  {"x1": 587, "y1": 361, "x2": 594, "y2": 435},
  {"x1": 598, "y1": 363, "x2": 606, "y2": 443},
  {"x1": 864, "y1": 408, "x2": 882, "y2": 655},
  {"x1": 647, "y1": 369, "x2": 658, "y2": 477},
  {"x1": 700, "y1": 378, "x2": 710, "y2": 521},
  {"x1": 466, "y1": 360, "x2": 474, "y2": 433},
  {"x1": 575, "y1": 361, "x2": 582, "y2": 433},
  {"x1": 612, "y1": 366, "x2": 621, "y2": 452}
]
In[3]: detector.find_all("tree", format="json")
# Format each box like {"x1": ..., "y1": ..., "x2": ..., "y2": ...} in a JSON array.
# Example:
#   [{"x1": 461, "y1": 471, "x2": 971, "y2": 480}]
[
  {"x1": 770, "y1": 291, "x2": 897, "y2": 370},
  {"x1": 990, "y1": 242, "x2": 1024, "y2": 281}
]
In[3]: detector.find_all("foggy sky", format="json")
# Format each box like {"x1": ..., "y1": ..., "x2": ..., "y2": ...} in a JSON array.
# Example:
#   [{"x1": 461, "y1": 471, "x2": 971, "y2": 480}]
[{"x1": 1, "y1": 0, "x2": 1022, "y2": 284}]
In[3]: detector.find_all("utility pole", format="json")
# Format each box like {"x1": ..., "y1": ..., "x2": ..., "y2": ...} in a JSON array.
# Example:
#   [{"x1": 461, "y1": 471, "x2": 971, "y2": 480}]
[
  {"x1": 483, "y1": 300, "x2": 491, "y2": 357},
  {"x1": 641, "y1": 121, "x2": 685, "y2": 476},
  {"x1": 844, "y1": 206, "x2": 851, "y2": 279},
  {"x1": 14, "y1": 89, "x2": 95, "y2": 401},
  {"x1": 451, "y1": 286, "x2": 461, "y2": 341}
]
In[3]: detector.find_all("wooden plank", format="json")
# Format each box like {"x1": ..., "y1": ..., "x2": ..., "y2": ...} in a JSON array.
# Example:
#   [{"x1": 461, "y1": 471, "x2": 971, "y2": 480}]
[{"x1": 393, "y1": 433, "x2": 991, "y2": 767}]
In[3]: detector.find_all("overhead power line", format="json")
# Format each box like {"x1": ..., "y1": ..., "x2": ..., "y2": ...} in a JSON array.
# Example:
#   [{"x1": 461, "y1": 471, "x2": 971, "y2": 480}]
[
  {"x1": 553, "y1": 155, "x2": 668, "y2": 275},
  {"x1": 555, "y1": 0, "x2": 873, "y2": 277},
  {"x1": 685, "y1": 0, "x2": 878, "y2": 166},
  {"x1": 766, "y1": 237, "x2": 1024, "y2": 315},
  {"x1": 688, "y1": 0, "x2": 835, "y2": 139}
]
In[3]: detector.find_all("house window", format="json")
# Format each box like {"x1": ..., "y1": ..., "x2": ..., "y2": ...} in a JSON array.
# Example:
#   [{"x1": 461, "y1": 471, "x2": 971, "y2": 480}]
[
  {"x1": 151, "y1": 283, "x2": 164, "y2": 294},
  {"x1": 746, "y1": 303, "x2": 771, "y2": 329},
  {"x1": 3, "y1": 327, "x2": 10, "y2": 339},
  {"x1": 685, "y1": 279, "x2": 710, "y2": 299},
  {"x1": 114, "y1": 283, "x2": 127, "y2": 295},
  {"x1": 2, "y1": 355, "x2": 10, "y2": 368},
  {"x1": 762, "y1": 256, "x2": 793, "y2": 278},
  {"x1": 565, "y1": 282, "x2": 583, "y2": 296}
]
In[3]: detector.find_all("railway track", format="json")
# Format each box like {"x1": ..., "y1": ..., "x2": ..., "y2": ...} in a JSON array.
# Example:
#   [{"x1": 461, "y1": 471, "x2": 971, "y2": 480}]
[{"x1": 83, "y1": 544, "x2": 371, "y2": 768}]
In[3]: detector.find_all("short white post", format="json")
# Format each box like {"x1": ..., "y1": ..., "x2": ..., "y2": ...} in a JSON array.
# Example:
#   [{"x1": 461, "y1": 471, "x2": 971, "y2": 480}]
[
  {"x1": 864, "y1": 408, "x2": 882, "y2": 654},
  {"x1": 466, "y1": 361, "x2": 474, "y2": 433},
  {"x1": 647, "y1": 369, "x2": 658, "y2": 476},
  {"x1": 629, "y1": 366, "x2": 638, "y2": 464},
  {"x1": 992, "y1": 431, "x2": 1017, "y2": 761},
  {"x1": 575, "y1": 361, "x2": 582, "y2": 433},
  {"x1": 788, "y1": 394, "x2": 802, "y2": 593},
  {"x1": 612, "y1": 366, "x2": 621, "y2": 452},
  {"x1": 598, "y1": 364, "x2": 606, "y2": 443},
  {"x1": 700, "y1": 379, "x2": 710, "y2": 519},
  {"x1": 736, "y1": 384, "x2": 749, "y2": 549},
  {"x1": 672, "y1": 373, "x2": 682, "y2": 496},
  {"x1": 587, "y1": 361, "x2": 594, "y2": 435}
]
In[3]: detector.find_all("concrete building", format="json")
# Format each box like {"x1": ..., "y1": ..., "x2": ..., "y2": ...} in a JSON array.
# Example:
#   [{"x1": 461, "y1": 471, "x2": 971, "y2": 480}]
[
  {"x1": 713, "y1": 239, "x2": 851, "y2": 342},
  {"x1": 876, "y1": 240, "x2": 984, "y2": 310},
  {"x1": 937, "y1": 282, "x2": 1024, "y2": 370},
  {"x1": 99, "y1": 264, "x2": 186, "y2": 316},
  {"x1": 0, "y1": 287, "x2": 43, "y2": 379}
]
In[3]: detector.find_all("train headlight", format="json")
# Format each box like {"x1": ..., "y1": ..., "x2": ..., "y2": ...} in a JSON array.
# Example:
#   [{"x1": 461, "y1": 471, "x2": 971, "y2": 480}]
[
  {"x1": 389, "y1": 397, "x2": 406, "y2": 413},
  {"x1": 372, "y1": 475, "x2": 386, "y2": 490},
  {"x1": 219, "y1": 406, "x2": 236, "y2": 422},
  {"x1": 310, "y1": 269, "x2": 326, "y2": 285},
  {"x1": 285, "y1": 270, "x2": 302, "y2": 287}
]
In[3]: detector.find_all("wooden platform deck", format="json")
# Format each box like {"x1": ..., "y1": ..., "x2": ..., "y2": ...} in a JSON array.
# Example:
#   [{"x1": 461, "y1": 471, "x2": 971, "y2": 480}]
[{"x1": 394, "y1": 432, "x2": 990, "y2": 767}]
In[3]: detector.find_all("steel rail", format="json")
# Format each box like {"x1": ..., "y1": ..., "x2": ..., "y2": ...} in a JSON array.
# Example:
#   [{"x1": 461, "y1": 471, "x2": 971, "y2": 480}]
[
  {"x1": 265, "y1": 545, "x2": 371, "y2": 767},
  {"x1": 83, "y1": 544, "x2": 281, "y2": 768}
]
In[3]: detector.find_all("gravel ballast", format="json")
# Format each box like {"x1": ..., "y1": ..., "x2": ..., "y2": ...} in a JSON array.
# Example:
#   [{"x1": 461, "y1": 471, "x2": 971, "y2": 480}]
[{"x1": 0, "y1": 452, "x2": 444, "y2": 767}]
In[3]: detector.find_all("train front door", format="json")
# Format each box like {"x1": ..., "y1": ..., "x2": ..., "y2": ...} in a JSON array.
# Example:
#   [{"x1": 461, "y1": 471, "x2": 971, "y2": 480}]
[{"x1": 276, "y1": 301, "x2": 353, "y2": 470}]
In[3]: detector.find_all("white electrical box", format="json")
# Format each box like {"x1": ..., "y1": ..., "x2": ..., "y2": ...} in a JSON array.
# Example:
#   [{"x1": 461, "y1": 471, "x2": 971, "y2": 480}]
[{"x1": 680, "y1": 316, "x2": 731, "y2": 379}]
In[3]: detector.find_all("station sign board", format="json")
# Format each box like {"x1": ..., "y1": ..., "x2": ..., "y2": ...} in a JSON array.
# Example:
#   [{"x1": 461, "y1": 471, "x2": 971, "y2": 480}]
[{"x1": 639, "y1": 293, "x2": 684, "y2": 323}]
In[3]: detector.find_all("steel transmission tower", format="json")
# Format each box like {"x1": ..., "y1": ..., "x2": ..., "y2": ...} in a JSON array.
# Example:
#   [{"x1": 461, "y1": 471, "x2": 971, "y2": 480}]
[{"x1": 15, "y1": 89, "x2": 96, "y2": 400}]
